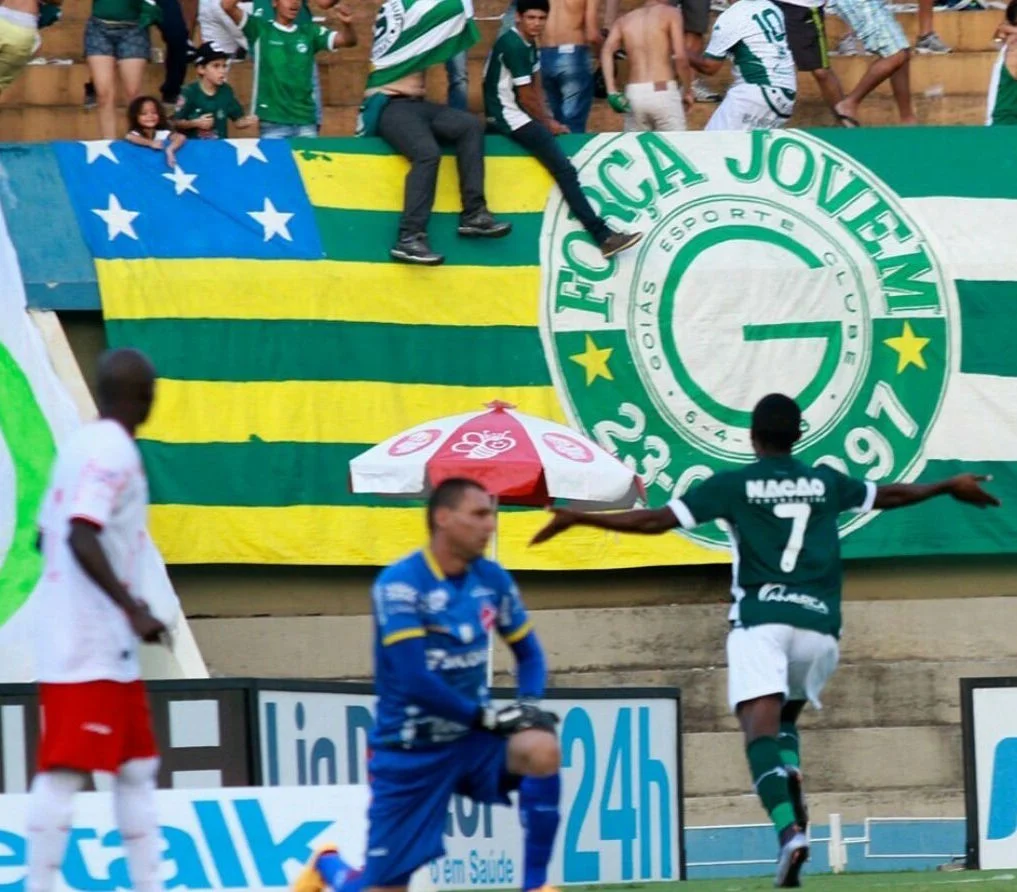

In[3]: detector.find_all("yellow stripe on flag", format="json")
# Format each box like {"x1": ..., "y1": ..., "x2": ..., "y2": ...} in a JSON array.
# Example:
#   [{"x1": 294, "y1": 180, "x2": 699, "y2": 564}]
[
  {"x1": 148, "y1": 504, "x2": 730, "y2": 568},
  {"x1": 294, "y1": 152, "x2": 555, "y2": 214},
  {"x1": 96, "y1": 259, "x2": 540, "y2": 327},
  {"x1": 140, "y1": 380, "x2": 567, "y2": 444}
]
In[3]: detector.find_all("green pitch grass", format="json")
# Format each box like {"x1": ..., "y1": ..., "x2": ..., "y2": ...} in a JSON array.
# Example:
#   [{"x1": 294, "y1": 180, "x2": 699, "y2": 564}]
[{"x1": 585, "y1": 871, "x2": 1017, "y2": 892}]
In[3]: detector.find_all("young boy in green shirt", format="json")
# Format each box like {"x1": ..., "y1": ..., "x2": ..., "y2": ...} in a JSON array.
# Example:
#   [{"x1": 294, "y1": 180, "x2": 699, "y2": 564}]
[
  {"x1": 221, "y1": 0, "x2": 356, "y2": 138},
  {"x1": 174, "y1": 42, "x2": 257, "y2": 139}
]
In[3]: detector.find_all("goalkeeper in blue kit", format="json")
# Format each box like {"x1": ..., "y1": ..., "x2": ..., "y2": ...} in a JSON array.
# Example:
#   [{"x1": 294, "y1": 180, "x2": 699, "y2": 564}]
[{"x1": 295, "y1": 477, "x2": 563, "y2": 892}]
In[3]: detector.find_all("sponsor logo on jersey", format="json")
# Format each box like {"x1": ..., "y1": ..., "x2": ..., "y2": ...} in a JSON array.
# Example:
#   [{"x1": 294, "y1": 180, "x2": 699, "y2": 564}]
[
  {"x1": 746, "y1": 477, "x2": 826, "y2": 501},
  {"x1": 425, "y1": 588, "x2": 449, "y2": 614},
  {"x1": 540, "y1": 131, "x2": 952, "y2": 548},
  {"x1": 425, "y1": 647, "x2": 488, "y2": 672},
  {"x1": 757, "y1": 583, "x2": 829, "y2": 614}
]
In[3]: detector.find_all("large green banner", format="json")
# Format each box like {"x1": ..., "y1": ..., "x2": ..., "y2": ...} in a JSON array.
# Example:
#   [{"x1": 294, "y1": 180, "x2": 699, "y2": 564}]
[{"x1": 42, "y1": 129, "x2": 1017, "y2": 567}]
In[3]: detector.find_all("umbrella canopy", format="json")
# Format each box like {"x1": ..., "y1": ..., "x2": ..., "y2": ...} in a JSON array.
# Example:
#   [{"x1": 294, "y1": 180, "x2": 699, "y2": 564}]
[{"x1": 349, "y1": 401, "x2": 644, "y2": 507}]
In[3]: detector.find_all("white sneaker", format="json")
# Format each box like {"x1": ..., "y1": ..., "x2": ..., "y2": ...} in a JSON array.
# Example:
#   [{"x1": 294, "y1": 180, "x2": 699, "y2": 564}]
[
  {"x1": 774, "y1": 828, "x2": 809, "y2": 888},
  {"x1": 915, "y1": 31, "x2": 952, "y2": 52},
  {"x1": 830, "y1": 33, "x2": 867, "y2": 55},
  {"x1": 691, "y1": 79, "x2": 722, "y2": 102}
]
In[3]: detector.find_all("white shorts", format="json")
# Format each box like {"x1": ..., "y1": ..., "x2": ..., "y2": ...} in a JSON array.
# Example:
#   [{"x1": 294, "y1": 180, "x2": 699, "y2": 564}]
[
  {"x1": 705, "y1": 83, "x2": 794, "y2": 132},
  {"x1": 832, "y1": 0, "x2": 908, "y2": 57},
  {"x1": 726, "y1": 624, "x2": 839, "y2": 713},
  {"x1": 197, "y1": 0, "x2": 251, "y2": 53},
  {"x1": 624, "y1": 81, "x2": 687, "y2": 132}
]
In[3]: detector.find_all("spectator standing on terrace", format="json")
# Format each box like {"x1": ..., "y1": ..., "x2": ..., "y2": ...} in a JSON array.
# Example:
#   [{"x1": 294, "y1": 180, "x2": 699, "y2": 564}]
[
  {"x1": 84, "y1": 0, "x2": 162, "y2": 139},
  {"x1": 987, "y1": 0, "x2": 1017, "y2": 124},
  {"x1": 221, "y1": 0, "x2": 356, "y2": 138},
  {"x1": 173, "y1": 41, "x2": 257, "y2": 137},
  {"x1": 537, "y1": 0, "x2": 600, "y2": 132},
  {"x1": 0, "y1": 0, "x2": 60, "y2": 98},
  {"x1": 830, "y1": 0, "x2": 915, "y2": 125},
  {"x1": 600, "y1": 0, "x2": 693, "y2": 131}
]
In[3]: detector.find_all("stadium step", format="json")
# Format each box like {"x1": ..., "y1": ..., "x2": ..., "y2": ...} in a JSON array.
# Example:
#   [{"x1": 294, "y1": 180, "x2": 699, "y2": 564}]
[
  {"x1": 0, "y1": 92, "x2": 993, "y2": 141},
  {"x1": 189, "y1": 596, "x2": 1017, "y2": 681},
  {"x1": 684, "y1": 787, "x2": 965, "y2": 825},
  {"x1": 684, "y1": 725, "x2": 961, "y2": 797},
  {"x1": 555, "y1": 657, "x2": 1017, "y2": 733},
  {"x1": 3, "y1": 50, "x2": 998, "y2": 109},
  {"x1": 31, "y1": 6, "x2": 1005, "y2": 57}
]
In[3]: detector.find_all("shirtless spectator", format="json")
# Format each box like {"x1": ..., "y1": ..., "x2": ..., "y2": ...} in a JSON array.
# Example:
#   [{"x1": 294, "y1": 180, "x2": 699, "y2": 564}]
[
  {"x1": 540, "y1": 0, "x2": 600, "y2": 132},
  {"x1": 601, "y1": 0, "x2": 692, "y2": 130}
]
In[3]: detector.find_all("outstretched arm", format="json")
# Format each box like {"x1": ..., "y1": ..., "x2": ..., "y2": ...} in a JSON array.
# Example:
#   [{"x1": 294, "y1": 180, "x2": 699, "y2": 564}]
[
  {"x1": 874, "y1": 473, "x2": 999, "y2": 511},
  {"x1": 531, "y1": 506, "x2": 679, "y2": 545}
]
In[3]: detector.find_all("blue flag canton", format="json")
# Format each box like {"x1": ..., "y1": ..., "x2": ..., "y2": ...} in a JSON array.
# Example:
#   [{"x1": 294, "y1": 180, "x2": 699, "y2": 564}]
[{"x1": 54, "y1": 139, "x2": 324, "y2": 260}]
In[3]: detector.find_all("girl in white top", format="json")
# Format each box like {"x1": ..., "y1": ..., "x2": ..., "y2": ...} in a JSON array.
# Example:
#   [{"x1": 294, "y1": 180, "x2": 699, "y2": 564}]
[{"x1": 124, "y1": 94, "x2": 185, "y2": 167}]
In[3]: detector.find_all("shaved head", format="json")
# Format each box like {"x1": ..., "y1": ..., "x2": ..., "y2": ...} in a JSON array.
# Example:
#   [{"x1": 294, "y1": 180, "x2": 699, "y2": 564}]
[{"x1": 97, "y1": 348, "x2": 157, "y2": 431}]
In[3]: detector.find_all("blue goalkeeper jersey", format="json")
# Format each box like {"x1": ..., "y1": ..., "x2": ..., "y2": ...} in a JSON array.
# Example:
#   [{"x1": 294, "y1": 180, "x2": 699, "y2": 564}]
[{"x1": 369, "y1": 548, "x2": 533, "y2": 749}]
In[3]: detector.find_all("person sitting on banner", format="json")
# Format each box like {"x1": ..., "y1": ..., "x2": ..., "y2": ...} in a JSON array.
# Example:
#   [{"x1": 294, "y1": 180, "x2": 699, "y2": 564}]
[
  {"x1": 291, "y1": 478, "x2": 563, "y2": 892},
  {"x1": 483, "y1": 0, "x2": 642, "y2": 259},
  {"x1": 356, "y1": 0, "x2": 513, "y2": 266}
]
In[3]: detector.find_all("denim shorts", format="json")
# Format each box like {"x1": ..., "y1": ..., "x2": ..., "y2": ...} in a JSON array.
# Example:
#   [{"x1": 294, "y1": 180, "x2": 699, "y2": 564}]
[{"x1": 84, "y1": 16, "x2": 150, "y2": 60}]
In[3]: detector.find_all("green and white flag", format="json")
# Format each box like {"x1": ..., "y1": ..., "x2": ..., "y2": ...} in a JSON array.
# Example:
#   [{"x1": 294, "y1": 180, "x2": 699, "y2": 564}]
[
  {"x1": 0, "y1": 202, "x2": 204, "y2": 680},
  {"x1": 366, "y1": 0, "x2": 479, "y2": 88}
]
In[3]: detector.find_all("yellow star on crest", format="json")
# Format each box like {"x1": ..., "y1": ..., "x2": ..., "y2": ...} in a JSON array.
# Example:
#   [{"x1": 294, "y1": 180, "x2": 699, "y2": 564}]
[
  {"x1": 570, "y1": 334, "x2": 614, "y2": 386},
  {"x1": 883, "y1": 321, "x2": 930, "y2": 373}
]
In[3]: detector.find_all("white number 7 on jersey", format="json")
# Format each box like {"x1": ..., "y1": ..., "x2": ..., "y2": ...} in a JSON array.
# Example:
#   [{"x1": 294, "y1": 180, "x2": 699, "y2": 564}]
[{"x1": 773, "y1": 503, "x2": 811, "y2": 572}]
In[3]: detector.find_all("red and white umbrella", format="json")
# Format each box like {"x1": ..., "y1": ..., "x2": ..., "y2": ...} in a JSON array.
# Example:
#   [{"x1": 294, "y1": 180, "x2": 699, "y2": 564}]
[{"x1": 349, "y1": 401, "x2": 644, "y2": 509}]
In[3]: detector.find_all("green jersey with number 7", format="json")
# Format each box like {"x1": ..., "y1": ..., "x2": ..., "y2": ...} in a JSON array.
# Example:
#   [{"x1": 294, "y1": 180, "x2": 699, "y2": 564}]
[{"x1": 669, "y1": 458, "x2": 875, "y2": 637}]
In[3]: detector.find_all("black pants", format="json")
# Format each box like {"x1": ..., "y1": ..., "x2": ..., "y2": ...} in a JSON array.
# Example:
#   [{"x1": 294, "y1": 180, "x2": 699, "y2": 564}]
[
  {"x1": 156, "y1": 0, "x2": 188, "y2": 102},
  {"x1": 507, "y1": 120, "x2": 608, "y2": 243},
  {"x1": 377, "y1": 97, "x2": 486, "y2": 239}
]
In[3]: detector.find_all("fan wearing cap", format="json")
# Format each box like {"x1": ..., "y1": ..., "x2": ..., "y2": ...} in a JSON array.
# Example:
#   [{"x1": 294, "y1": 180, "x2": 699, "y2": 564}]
[{"x1": 173, "y1": 40, "x2": 257, "y2": 139}]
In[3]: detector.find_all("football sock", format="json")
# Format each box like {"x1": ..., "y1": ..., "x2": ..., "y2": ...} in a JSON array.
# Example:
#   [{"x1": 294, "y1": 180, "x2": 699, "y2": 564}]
[
  {"x1": 778, "y1": 721, "x2": 801, "y2": 771},
  {"x1": 114, "y1": 758, "x2": 163, "y2": 892},
  {"x1": 746, "y1": 737, "x2": 796, "y2": 836},
  {"x1": 26, "y1": 771, "x2": 86, "y2": 892},
  {"x1": 520, "y1": 773, "x2": 561, "y2": 891},
  {"x1": 318, "y1": 850, "x2": 365, "y2": 892}
]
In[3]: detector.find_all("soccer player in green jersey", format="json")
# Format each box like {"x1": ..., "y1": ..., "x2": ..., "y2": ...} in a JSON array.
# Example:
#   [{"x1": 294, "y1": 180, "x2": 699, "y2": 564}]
[{"x1": 531, "y1": 392, "x2": 999, "y2": 888}]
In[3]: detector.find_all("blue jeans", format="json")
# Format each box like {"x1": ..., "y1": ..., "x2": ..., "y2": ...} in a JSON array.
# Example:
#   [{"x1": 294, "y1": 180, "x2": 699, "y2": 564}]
[
  {"x1": 540, "y1": 44, "x2": 594, "y2": 133},
  {"x1": 445, "y1": 51, "x2": 468, "y2": 110},
  {"x1": 260, "y1": 122, "x2": 319, "y2": 139}
]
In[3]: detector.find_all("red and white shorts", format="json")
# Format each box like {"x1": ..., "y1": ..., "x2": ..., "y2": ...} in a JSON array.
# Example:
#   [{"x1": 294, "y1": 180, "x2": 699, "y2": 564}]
[{"x1": 38, "y1": 680, "x2": 158, "y2": 773}]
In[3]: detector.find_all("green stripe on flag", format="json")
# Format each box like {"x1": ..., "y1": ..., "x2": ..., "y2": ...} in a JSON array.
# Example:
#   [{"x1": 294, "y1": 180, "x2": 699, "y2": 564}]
[
  {"x1": 106, "y1": 319, "x2": 551, "y2": 385},
  {"x1": 315, "y1": 209, "x2": 541, "y2": 265},
  {"x1": 813, "y1": 128, "x2": 1017, "y2": 199},
  {"x1": 291, "y1": 134, "x2": 598, "y2": 158},
  {"x1": 958, "y1": 280, "x2": 1017, "y2": 377},
  {"x1": 140, "y1": 441, "x2": 378, "y2": 506},
  {"x1": 845, "y1": 460, "x2": 1017, "y2": 556}
]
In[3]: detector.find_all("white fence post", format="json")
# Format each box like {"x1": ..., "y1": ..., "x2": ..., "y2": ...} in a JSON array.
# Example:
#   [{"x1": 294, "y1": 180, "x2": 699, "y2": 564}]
[{"x1": 828, "y1": 812, "x2": 848, "y2": 874}]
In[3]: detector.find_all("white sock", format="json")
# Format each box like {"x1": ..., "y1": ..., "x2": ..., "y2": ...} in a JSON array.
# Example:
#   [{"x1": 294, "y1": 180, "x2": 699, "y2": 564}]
[
  {"x1": 114, "y1": 758, "x2": 164, "y2": 892},
  {"x1": 26, "y1": 771, "x2": 86, "y2": 892}
]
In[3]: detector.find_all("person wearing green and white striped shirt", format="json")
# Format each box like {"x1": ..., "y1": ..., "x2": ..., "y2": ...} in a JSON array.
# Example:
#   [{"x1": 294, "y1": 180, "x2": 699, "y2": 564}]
[{"x1": 988, "y1": 0, "x2": 1017, "y2": 125}]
